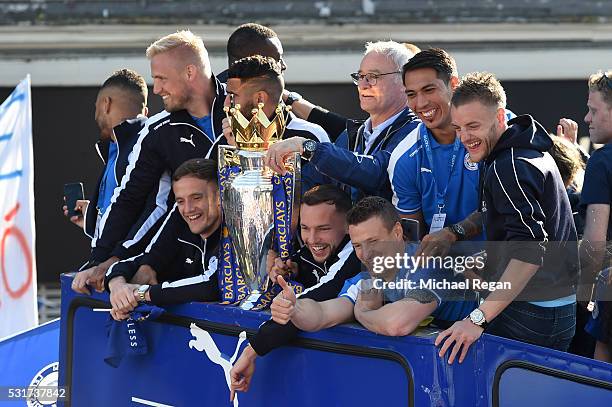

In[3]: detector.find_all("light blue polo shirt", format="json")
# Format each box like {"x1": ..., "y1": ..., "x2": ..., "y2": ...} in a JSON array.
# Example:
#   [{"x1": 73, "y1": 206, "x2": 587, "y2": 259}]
[
  {"x1": 388, "y1": 122, "x2": 480, "y2": 233},
  {"x1": 97, "y1": 141, "x2": 119, "y2": 215},
  {"x1": 339, "y1": 244, "x2": 477, "y2": 322}
]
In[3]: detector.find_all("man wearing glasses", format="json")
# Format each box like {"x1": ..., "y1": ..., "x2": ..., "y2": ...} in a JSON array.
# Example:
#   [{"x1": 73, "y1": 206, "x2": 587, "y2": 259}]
[
  {"x1": 580, "y1": 70, "x2": 612, "y2": 362},
  {"x1": 265, "y1": 40, "x2": 419, "y2": 202}
]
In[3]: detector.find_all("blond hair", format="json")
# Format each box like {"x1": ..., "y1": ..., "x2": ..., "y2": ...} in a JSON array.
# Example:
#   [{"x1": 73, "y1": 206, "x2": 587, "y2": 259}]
[
  {"x1": 588, "y1": 70, "x2": 612, "y2": 107},
  {"x1": 146, "y1": 30, "x2": 209, "y2": 71}
]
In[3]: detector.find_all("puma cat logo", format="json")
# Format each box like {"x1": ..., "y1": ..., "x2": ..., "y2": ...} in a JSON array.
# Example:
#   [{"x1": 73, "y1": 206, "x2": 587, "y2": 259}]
[{"x1": 180, "y1": 134, "x2": 195, "y2": 147}]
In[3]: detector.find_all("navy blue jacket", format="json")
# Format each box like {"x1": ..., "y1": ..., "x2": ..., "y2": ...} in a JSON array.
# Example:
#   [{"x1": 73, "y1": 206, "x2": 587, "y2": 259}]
[
  {"x1": 307, "y1": 107, "x2": 420, "y2": 202},
  {"x1": 84, "y1": 116, "x2": 148, "y2": 240},
  {"x1": 248, "y1": 237, "x2": 361, "y2": 356},
  {"x1": 89, "y1": 76, "x2": 227, "y2": 265},
  {"x1": 104, "y1": 206, "x2": 221, "y2": 306},
  {"x1": 480, "y1": 115, "x2": 578, "y2": 300}
]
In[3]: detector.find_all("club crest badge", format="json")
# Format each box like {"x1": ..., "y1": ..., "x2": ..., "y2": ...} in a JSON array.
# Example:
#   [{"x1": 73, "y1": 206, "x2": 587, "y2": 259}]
[
  {"x1": 208, "y1": 256, "x2": 218, "y2": 273},
  {"x1": 464, "y1": 153, "x2": 478, "y2": 171},
  {"x1": 27, "y1": 362, "x2": 59, "y2": 407}
]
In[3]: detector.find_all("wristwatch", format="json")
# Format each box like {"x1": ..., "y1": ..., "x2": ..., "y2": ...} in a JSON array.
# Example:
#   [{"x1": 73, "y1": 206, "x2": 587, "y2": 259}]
[
  {"x1": 448, "y1": 223, "x2": 467, "y2": 241},
  {"x1": 285, "y1": 91, "x2": 302, "y2": 106},
  {"x1": 302, "y1": 139, "x2": 318, "y2": 160},
  {"x1": 136, "y1": 284, "x2": 150, "y2": 302},
  {"x1": 469, "y1": 308, "x2": 488, "y2": 329}
]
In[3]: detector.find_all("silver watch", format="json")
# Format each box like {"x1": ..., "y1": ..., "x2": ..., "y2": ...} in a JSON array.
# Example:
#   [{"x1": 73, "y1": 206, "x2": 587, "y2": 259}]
[
  {"x1": 302, "y1": 139, "x2": 317, "y2": 160},
  {"x1": 469, "y1": 308, "x2": 488, "y2": 328},
  {"x1": 136, "y1": 284, "x2": 150, "y2": 302},
  {"x1": 470, "y1": 308, "x2": 489, "y2": 329}
]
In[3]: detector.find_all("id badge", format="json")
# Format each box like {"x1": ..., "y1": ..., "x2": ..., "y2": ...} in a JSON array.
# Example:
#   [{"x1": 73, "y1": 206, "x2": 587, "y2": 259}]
[{"x1": 429, "y1": 213, "x2": 447, "y2": 233}]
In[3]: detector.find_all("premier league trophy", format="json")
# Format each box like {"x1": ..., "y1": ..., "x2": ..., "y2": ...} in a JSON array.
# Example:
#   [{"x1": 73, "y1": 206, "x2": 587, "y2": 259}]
[{"x1": 219, "y1": 102, "x2": 301, "y2": 310}]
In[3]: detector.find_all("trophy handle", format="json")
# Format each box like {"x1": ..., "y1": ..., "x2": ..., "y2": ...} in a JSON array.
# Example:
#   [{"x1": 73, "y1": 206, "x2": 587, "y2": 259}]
[{"x1": 219, "y1": 144, "x2": 239, "y2": 170}]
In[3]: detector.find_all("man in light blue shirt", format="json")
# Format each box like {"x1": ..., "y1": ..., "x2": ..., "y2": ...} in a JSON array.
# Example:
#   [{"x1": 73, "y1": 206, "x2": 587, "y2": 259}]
[
  {"x1": 96, "y1": 141, "x2": 119, "y2": 216},
  {"x1": 389, "y1": 48, "x2": 514, "y2": 256}
]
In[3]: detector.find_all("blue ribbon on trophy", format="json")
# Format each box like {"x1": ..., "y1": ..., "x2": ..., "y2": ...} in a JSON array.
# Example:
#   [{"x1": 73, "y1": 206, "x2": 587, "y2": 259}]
[
  {"x1": 250, "y1": 173, "x2": 304, "y2": 311},
  {"x1": 218, "y1": 165, "x2": 248, "y2": 305},
  {"x1": 219, "y1": 101, "x2": 303, "y2": 310},
  {"x1": 273, "y1": 173, "x2": 294, "y2": 260}
]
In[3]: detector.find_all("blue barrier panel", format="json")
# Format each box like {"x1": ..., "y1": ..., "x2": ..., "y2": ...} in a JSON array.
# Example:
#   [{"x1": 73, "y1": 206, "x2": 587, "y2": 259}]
[
  {"x1": 58, "y1": 274, "x2": 611, "y2": 407},
  {"x1": 0, "y1": 319, "x2": 60, "y2": 406},
  {"x1": 497, "y1": 365, "x2": 612, "y2": 406}
]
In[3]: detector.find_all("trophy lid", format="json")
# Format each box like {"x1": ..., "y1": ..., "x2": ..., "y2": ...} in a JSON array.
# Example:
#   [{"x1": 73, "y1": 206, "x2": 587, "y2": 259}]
[{"x1": 224, "y1": 102, "x2": 289, "y2": 152}]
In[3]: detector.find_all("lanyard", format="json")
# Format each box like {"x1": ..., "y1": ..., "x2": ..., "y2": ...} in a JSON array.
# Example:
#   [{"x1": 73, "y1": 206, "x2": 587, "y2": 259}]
[{"x1": 420, "y1": 124, "x2": 460, "y2": 213}]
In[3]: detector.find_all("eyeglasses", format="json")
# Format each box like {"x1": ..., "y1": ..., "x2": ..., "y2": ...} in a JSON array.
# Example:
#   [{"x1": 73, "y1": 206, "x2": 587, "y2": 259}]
[
  {"x1": 596, "y1": 73, "x2": 612, "y2": 90},
  {"x1": 350, "y1": 71, "x2": 401, "y2": 86}
]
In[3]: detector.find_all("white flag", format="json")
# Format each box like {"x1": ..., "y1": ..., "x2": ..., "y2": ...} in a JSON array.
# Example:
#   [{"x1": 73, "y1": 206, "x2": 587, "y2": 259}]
[{"x1": 0, "y1": 76, "x2": 37, "y2": 339}]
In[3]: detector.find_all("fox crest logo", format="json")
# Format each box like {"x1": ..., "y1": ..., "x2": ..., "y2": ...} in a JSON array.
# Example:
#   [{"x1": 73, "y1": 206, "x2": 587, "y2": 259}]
[
  {"x1": 464, "y1": 153, "x2": 478, "y2": 171},
  {"x1": 27, "y1": 362, "x2": 59, "y2": 407}
]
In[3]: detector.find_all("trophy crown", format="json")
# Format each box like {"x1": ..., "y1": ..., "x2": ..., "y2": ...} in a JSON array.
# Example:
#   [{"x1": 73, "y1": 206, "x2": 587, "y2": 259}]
[{"x1": 224, "y1": 102, "x2": 289, "y2": 151}]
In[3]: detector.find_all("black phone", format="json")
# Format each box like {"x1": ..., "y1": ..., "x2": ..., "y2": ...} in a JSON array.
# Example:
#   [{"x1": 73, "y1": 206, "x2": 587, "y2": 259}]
[
  {"x1": 64, "y1": 182, "x2": 84, "y2": 217},
  {"x1": 401, "y1": 218, "x2": 420, "y2": 242}
]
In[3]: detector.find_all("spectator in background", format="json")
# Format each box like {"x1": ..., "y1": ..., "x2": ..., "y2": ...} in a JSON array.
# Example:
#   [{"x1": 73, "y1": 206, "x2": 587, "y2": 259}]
[
  {"x1": 580, "y1": 70, "x2": 612, "y2": 362},
  {"x1": 74, "y1": 30, "x2": 228, "y2": 295},
  {"x1": 550, "y1": 134, "x2": 586, "y2": 235},
  {"x1": 549, "y1": 133, "x2": 593, "y2": 357},
  {"x1": 218, "y1": 23, "x2": 286, "y2": 83},
  {"x1": 438, "y1": 72, "x2": 578, "y2": 363},
  {"x1": 555, "y1": 116, "x2": 590, "y2": 166},
  {"x1": 66, "y1": 69, "x2": 149, "y2": 293}
]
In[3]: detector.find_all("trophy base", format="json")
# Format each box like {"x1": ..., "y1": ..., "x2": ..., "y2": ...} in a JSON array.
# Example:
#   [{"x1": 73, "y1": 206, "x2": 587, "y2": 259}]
[{"x1": 239, "y1": 291, "x2": 264, "y2": 310}]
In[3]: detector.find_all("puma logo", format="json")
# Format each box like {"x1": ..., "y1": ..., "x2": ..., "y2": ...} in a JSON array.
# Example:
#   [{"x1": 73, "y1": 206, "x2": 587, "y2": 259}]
[
  {"x1": 189, "y1": 324, "x2": 247, "y2": 406},
  {"x1": 180, "y1": 134, "x2": 195, "y2": 147}
]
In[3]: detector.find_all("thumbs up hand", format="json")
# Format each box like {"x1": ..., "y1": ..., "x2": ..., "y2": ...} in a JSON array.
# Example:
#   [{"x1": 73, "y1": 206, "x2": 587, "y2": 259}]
[{"x1": 271, "y1": 275, "x2": 297, "y2": 325}]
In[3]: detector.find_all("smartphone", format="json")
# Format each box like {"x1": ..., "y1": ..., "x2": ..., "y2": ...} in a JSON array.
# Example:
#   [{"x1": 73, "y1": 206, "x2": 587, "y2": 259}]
[
  {"x1": 401, "y1": 218, "x2": 420, "y2": 242},
  {"x1": 64, "y1": 182, "x2": 84, "y2": 217}
]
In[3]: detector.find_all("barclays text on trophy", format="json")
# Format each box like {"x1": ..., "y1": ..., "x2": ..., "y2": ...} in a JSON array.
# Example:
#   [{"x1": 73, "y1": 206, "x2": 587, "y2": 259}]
[{"x1": 219, "y1": 100, "x2": 301, "y2": 310}]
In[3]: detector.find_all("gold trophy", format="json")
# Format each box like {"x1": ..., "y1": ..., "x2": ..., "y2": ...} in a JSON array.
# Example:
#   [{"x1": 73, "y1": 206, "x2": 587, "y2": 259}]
[{"x1": 219, "y1": 102, "x2": 301, "y2": 310}]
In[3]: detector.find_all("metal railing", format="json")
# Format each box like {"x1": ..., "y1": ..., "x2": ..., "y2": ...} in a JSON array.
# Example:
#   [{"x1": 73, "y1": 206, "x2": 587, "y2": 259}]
[{"x1": 38, "y1": 283, "x2": 61, "y2": 323}]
